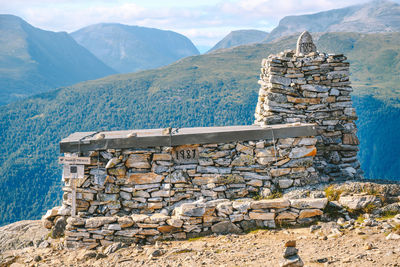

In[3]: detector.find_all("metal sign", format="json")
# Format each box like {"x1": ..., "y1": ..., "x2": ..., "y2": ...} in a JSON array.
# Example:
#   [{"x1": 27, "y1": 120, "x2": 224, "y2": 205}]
[
  {"x1": 172, "y1": 145, "x2": 199, "y2": 164},
  {"x1": 63, "y1": 164, "x2": 85, "y2": 179},
  {"x1": 59, "y1": 156, "x2": 90, "y2": 165}
]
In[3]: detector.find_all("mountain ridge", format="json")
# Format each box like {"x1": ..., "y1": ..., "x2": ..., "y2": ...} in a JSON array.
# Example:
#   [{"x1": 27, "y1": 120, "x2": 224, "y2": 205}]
[
  {"x1": 208, "y1": 29, "x2": 268, "y2": 53},
  {"x1": 264, "y1": 0, "x2": 400, "y2": 42},
  {"x1": 0, "y1": 14, "x2": 116, "y2": 105},
  {"x1": 71, "y1": 23, "x2": 200, "y2": 73}
]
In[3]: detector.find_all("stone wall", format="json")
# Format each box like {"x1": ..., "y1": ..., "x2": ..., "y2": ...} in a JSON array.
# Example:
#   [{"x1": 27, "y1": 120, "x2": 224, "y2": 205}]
[
  {"x1": 254, "y1": 32, "x2": 362, "y2": 181},
  {"x1": 46, "y1": 134, "x2": 323, "y2": 247},
  {"x1": 62, "y1": 197, "x2": 328, "y2": 249},
  {"x1": 60, "y1": 136, "x2": 317, "y2": 217}
]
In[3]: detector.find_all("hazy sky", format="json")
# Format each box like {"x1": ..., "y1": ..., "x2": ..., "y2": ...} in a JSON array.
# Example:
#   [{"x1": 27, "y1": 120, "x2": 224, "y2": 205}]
[{"x1": 0, "y1": 0, "x2": 395, "y2": 51}]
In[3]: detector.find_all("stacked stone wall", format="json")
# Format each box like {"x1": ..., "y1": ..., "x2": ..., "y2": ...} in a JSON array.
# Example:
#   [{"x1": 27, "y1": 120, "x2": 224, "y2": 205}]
[
  {"x1": 254, "y1": 47, "x2": 362, "y2": 181},
  {"x1": 63, "y1": 197, "x2": 328, "y2": 249},
  {"x1": 60, "y1": 136, "x2": 317, "y2": 217},
  {"x1": 49, "y1": 135, "x2": 324, "y2": 247}
]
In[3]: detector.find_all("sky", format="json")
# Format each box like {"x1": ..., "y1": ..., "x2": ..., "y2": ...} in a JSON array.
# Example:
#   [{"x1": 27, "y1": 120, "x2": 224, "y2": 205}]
[{"x1": 0, "y1": 0, "x2": 395, "y2": 52}]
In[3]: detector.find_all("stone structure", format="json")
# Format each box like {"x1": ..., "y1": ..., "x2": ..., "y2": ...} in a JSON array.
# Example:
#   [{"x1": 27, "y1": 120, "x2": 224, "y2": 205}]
[
  {"x1": 43, "y1": 32, "x2": 363, "y2": 248},
  {"x1": 254, "y1": 31, "x2": 362, "y2": 181},
  {"x1": 50, "y1": 196, "x2": 328, "y2": 249}
]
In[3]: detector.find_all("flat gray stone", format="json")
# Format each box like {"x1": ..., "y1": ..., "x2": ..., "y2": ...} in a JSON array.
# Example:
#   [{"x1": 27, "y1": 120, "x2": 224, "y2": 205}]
[
  {"x1": 211, "y1": 221, "x2": 242, "y2": 234},
  {"x1": 339, "y1": 195, "x2": 376, "y2": 210},
  {"x1": 290, "y1": 198, "x2": 328, "y2": 209}
]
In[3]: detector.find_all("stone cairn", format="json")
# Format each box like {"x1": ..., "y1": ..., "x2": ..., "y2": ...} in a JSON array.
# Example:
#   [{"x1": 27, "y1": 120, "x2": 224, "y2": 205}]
[
  {"x1": 280, "y1": 240, "x2": 304, "y2": 267},
  {"x1": 254, "y1": 31, "x2": 362, "y2": 181}
]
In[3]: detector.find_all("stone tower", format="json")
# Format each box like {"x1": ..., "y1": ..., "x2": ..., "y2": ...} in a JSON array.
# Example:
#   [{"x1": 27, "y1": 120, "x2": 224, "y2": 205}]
[{"x1": 254, "y1": 31, "x2": 362, "y2": 181}]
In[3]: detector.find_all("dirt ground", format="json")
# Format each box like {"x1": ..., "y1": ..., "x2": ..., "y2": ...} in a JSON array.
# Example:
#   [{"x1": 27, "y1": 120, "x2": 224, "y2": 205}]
[{"x1": 2, "y1": 224, "x2": 399, "y2": 267}]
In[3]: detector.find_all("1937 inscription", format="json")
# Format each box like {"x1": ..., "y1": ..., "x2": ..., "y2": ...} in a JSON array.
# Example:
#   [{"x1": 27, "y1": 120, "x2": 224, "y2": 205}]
[
  {"x1": 173, "y1": 145, "x2": 199, "y2": 163},
  {"x1": 176, "y1": 149, "x2": 197, "y2": 160}
]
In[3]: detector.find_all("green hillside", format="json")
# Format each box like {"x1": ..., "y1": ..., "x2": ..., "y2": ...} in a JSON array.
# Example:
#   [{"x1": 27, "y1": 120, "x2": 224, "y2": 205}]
[
  {"x1": 0, "y1": 32, "x2": 399, "y2": 226},
  {"x1": 0, "y1": 15, "x2": 115, "y2": 105}
]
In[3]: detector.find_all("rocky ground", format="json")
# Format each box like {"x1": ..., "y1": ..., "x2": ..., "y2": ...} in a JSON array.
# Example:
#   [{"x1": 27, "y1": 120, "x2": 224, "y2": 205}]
[{"x1": 1, "y1": 216, "x2": 399, "y2": 267}]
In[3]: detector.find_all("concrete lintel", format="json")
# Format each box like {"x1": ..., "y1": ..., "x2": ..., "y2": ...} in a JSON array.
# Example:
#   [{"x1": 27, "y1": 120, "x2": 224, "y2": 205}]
[{"x1": 60, "y1": 123, "x2": 317, "y2": 153}]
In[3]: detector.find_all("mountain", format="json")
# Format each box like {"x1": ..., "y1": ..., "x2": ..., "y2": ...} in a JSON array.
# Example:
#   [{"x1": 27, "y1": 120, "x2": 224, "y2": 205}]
[
  {"x1": 264, "y1": 0, "x2": 400, "y2": 42},
  {"x1": 0, "y1": 32, "x2": 399, "y2": 226},
  {"x1": 0, "y1": 15, "x2": 116, "y2": 105},
  {"x1": 70, "y1": 23, "x2": 200, "y2": 73},
  {"x1": 208, "y1": 30, "x2": 268, "y2": 52}
]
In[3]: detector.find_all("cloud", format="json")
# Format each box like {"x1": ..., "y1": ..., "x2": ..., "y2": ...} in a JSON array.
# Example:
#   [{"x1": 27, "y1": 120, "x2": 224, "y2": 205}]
[{"x1": 0, "y1": 0, "x2": 387, "y2": 47}]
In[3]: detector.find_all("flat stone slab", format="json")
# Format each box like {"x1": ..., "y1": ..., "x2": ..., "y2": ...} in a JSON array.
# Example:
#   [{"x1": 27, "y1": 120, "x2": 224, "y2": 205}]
[
  {"x1": 60, "y1": 123, "x2": 317, "y2": 153},
  {"x1": 289, "y1": 198, "x2": 328, "y2": 209},
  {"x1": 339, "y1": 195, "x2": 376, "y2": 210}
]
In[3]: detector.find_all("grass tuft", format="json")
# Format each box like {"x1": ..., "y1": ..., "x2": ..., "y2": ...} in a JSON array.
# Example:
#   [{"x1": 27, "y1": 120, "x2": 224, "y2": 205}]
[{"x1": 324, "y1": 185, "x2": 343, "y2": 201}]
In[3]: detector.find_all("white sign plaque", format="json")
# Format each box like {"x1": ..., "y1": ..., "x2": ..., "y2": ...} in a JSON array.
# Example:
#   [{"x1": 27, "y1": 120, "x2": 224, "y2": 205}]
[
  {"x1": 59, "y1": 157, "x2": 90, "y2": 165},
  {"x1": 63, "y1": 164, "x2": 85, "y2": 179}
]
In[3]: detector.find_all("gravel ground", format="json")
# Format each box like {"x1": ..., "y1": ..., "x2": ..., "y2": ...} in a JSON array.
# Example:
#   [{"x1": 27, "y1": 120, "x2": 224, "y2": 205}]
[{"x1": 2, "y1": 222, "x2": 399, "y2": 267}]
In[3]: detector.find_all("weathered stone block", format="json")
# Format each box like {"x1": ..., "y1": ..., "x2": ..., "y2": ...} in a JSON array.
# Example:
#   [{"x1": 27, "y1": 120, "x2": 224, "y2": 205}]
[
  {"x1": 236, "y1": 143, "x2": 253, "y2": 155},
  {"x1": 269, "y1": 75, "x2": 291, "y2": 86},
  {"x1": 147, "y1": 213, "x2": 170, "y2": 223},
  {"x1": 165, "y1": 170, "x2": 188, "y2": 183},
  {"x1": 232, "y1": 201, "x2": 251, "y2": 213},
  {"x1": 153, "y1": 154, "x2": 172, "y2": 161},
  {"x1": 125, "y1": 154, "x2": 151, "y2": 168},
  {"x1": 276, "y1": 211, "x2": 298, "y2": 221},
  {"x1": 231, "y1": 154, "x2": 256, "y2": 166},
  {"x1": 97, "y1": 193, "x2": 118, "y2": 202},
  {"x1": 115, "y1": 229, "x2": 140, "y2": 237},
  {"x1": 289, "y1": 147, "x2": 316, "y2": 159},
  {"x1": 251, "y1": 199, "x2": 290, "y2": 209},
  {"x1": 148, "y1": 202, "x2": 163, "y2": 210},
  {"x1": 118, "y1": 217, "x2": 134, "y2": 228},
  {"x1": 67, "y1": 217, "x2": 85, "y2": 226},
  {"x1": 211, "y1": 221, "x2": 242, "y2": 234},
  {"x1": 85, "y1": 217, "x2": 116, "y2": 228},
  {"x1": 105, "y1": 158, "x2": 120, "y2": 169},
  {"x1": 152, "y1": 190, "x2": 174, "y2": 198},
  {"x1": 216, "y1": 202, "x2": 233, "y2": 216},
  {"x1": 338, "y1": 195, "x2": 376, "y2": 210},
  {"x1": 167, "y1": 218, "x2": 184, "y2": 228},
  {"x1": 127, "y1": 173, "x2": 163, "y2": 184},
  {"x1": 290, "y1": 198, "x2": 328, "y2": 209},
  {"x1": 131, "y1": 214, "x2": 149, "y2": 223},
  {"x1": 157, "y1": 225, "x2": 179, "y2": 233},
  {"x1": 249, "y1": 212, "x2": 275, "y2": 220},
  {"x1": 247, "y1": 179, "x2": 263, "y2": 187},
  {"x1": 174, "y1": 203, "x2": 205, "y2": 217},
  {"x1": 279, "y1": 179, "x2": 294, "y2": 189},
  {"x1": 270, "y1": 168, "x2": 291, "y2": 177},
  {"x1": 298, "y1": 209, "x2": 323, "y2": 219}
]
